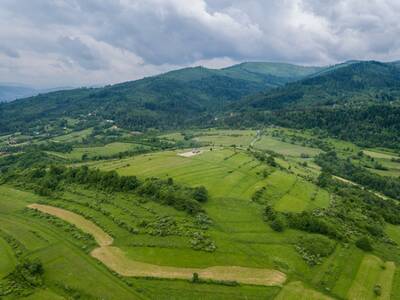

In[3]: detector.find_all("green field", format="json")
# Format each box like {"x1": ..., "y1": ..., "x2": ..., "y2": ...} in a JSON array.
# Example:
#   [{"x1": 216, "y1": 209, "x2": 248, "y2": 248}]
[
  {"x1": 254, "y1": 135, "x2": 321, "y2": 157},
  {"x1": 193, "y1": 129, "x2": 257, "y2": 147},
  {"x1": 275, "y1": 281, "x2": 332, "y2": 300},
  {"x1": 51, "y1": 128, "x2": 93, "y2": 143}
]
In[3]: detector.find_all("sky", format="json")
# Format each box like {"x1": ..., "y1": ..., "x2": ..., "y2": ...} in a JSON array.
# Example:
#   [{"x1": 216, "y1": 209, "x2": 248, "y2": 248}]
[{"x1": 1, "y1": 0, "x2": 400, "y2": 88}]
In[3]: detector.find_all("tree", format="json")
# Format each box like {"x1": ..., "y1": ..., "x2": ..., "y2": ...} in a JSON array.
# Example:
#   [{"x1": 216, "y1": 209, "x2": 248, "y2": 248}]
[
  {"x1": 192, "y1": 272, "x2": 199, "y2": 283},
  {"x1": 356, "y1": 236, "x2": 373, "y2": 251},
  {"x1": 266, "y1": 155, "x2": 277, "y2": 167},
  {"x1": 317, "y1": 171, "x2": 331, "y2": 188},
  {"x1": 193, "y1": 186, "x2": 208, "y2": 202}
]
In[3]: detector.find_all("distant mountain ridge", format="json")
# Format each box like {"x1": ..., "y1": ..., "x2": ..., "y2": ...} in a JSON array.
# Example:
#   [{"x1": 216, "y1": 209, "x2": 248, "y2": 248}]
[
  {"x1": 0, "y1": 84, "x2": 37, "y2": 102},
  {"x1": 0, "y1": 62, "x2": 322, "y2": 133}
]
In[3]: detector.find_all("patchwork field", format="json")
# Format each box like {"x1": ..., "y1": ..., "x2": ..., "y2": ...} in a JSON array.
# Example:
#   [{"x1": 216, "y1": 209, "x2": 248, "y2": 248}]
[{"x1": 1, "y1": 128, "x2": 399, "y2": 299}]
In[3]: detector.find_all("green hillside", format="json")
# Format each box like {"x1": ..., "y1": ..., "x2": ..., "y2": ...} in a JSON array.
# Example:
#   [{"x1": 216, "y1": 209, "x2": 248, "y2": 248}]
[
  {"x1": 244, "y1": 61, "x2": 400, "y2": 110},
  {"x1": 225, "y1": 61, "x2": 400, "y2": 149},
  {"x1": 0, "y1": 62, "x2": 322, "y2": 135}
]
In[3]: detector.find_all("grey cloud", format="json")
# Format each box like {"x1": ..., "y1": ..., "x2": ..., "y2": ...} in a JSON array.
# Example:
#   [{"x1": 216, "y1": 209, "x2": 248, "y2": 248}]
[
  {"x1": 0, "y1": 46, "x2": 19, "y2": 58},
  {"x1": 58, "y1": 36, "x2": 108, "y2": 70},
  {"x1": 1, "y1": 0, "x2": 400, "y2": 87}
]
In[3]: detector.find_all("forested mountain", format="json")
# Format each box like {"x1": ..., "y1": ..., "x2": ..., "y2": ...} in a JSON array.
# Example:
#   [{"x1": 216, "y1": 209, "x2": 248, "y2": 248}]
[
  {"x1": 228, "y1": 61, "x2": 400, "y2": 148},
  {"x1": 242, "y1": 61, "x2": 400, "y2": 110},
  {"x1": 0, "y1": 62, "x2": 320, "y2": 134}
]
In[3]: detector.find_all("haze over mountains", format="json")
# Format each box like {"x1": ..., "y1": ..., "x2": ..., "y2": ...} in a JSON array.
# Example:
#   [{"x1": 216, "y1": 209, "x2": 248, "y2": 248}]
[{"x1": 0, "y1": 84, "x2": 75, "y2": 103}]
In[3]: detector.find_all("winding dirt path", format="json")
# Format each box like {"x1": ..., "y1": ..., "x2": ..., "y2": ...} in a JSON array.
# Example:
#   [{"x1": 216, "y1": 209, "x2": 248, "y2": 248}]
[{"x1": 28, "y1": 203, "x2": 286, "y2": 286}]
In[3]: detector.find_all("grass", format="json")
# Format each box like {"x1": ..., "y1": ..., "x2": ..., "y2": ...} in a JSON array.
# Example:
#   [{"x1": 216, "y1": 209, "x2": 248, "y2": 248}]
[
  {"x1": 347, "y1": 254, "x2": 396, "y2": 300},
  {"x1": 260, "y1": 171, "x2": 330, "y2": 212},
  {"x1": 275, "y1": 281, "x2": 333, "y2": 299},
  {"x1": 130, "y1": 278, "x2": 281, "y2": 300},
  {"x1": 193, "y1": 129, "x2": 256, "y2": 148},
  {"x1": 254, "y1": 135, "x2": 321, "y2": 157},
  {"x1": 0, "y1": 236, "x2": 16, "y2": 278},
  {"x1": 51, "y1": 128, "x2": 93, "y2": 143}
]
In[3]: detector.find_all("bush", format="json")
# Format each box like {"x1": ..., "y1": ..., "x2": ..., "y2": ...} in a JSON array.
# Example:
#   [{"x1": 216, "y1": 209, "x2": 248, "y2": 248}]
[
  {"x1": 193, "y1": 186, "x2": 208, "y2": 202},
  {"x1": 373, "y1": 284, "x2": 382, "y2": 296},
  {"x1": 270, "y1": 217, "x2": 285, "y2": 232},
  {"x1": 356, "y1": 236, "x2": 373, "y2": 251}
]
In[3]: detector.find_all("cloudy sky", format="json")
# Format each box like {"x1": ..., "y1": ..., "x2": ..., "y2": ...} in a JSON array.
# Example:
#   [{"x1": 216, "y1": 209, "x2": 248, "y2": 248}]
[{"x1": 1, "y1": 0, "x2": 400, "y2": 88}]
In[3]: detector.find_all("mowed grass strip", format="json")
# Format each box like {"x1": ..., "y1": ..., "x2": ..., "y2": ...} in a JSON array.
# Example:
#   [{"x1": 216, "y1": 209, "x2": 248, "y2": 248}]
[
  {"x1": 29, "y1": 204, "x2": 287, "y2": 286},
  {"x1": 275, "y1": 281, "x2": 333, "y2": 300},
  {"x1": 347, "y1": 254, "x2": 396, "y2": 300},
  {"x1": 28, "y1": 204, "x2": 113, "y2": 246}
]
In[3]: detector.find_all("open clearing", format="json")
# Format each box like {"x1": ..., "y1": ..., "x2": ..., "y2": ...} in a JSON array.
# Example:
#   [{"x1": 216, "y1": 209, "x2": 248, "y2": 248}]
[{"x1": 29, "y1": 203, "x2": 287, "y2": 286}]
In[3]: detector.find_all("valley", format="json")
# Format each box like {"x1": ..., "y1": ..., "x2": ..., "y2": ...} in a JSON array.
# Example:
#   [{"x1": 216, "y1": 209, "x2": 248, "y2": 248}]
[{"x1": 1, "y1": 125, "x2": 400, "y2": 299}]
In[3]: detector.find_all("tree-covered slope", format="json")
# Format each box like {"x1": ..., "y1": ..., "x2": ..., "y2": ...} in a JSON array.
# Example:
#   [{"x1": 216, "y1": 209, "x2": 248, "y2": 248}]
[
  {"x1": 243, "y1": 61, "x2": 400, "y2": 110},
  {"x1": 225, "y1": 61, "x2": 400, "y2": 148},
  {"x1": 0, "y1": 63, "x2": 320, "y2": 134}
]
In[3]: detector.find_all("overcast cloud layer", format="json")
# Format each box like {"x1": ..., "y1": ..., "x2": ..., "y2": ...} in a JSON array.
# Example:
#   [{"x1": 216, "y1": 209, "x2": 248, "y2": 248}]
[{"x1": 1, "y1": 0, "x2": 400, "y2": 87}]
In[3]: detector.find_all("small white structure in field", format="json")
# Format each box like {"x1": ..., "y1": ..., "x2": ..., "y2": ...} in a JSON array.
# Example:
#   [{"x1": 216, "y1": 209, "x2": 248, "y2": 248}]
[{"x1": 178, "y1": 148, "x2": 204, "y2": 157}]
